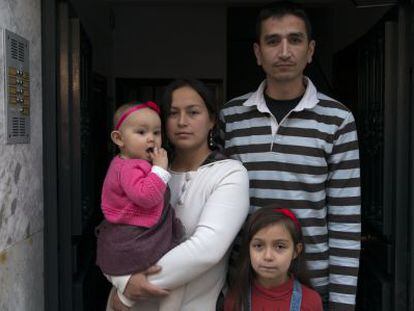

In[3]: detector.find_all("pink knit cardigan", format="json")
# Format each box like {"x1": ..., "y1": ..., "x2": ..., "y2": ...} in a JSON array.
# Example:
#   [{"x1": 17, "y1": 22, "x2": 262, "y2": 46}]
[{"x1": 101, "y1": 156, "x2": 166, "y2": 227}]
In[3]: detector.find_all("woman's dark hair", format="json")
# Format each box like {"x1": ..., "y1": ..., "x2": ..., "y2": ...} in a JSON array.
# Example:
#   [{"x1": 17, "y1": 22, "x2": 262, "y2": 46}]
[
  {"x1": 255, "y1": 1, "x2": 312, "y2": 42},
  {"x1": 227, "y1": 206, "x2": 311, "y2": 311},
  {"x1": 161, "y1": 79, "x2": 219, "y2": 152}
]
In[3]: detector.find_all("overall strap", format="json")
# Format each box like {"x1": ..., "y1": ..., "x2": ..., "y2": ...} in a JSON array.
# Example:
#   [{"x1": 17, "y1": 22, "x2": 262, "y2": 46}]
[{"x1": 289, "y1": 279, "x2": 302, "y2": 311}]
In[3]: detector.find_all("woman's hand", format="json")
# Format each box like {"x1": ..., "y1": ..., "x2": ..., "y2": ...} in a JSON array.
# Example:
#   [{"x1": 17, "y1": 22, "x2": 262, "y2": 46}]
[
  {"x1": 112, "y1": 291, "x2": 131, "y2": 311},
  {"x1": 124, "y1": 265, "x2": 169, "y2": 301}
]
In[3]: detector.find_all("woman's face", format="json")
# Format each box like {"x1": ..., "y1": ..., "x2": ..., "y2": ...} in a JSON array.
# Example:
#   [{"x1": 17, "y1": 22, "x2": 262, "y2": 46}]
[{"x1": 166, "y1": 86, "x2": 214, "y2": 153}]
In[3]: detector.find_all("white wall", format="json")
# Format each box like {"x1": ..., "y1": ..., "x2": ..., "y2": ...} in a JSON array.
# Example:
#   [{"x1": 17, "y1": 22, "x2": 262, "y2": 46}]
[
  {"x1": 112, "y1": 5, "x2": 227, "y2": 80},
  {"x1": 0, "y1": 0, "x2": 44, "y2": 310}
]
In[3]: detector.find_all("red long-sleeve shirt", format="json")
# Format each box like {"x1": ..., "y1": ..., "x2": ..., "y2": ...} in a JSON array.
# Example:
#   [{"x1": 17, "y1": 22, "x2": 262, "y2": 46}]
[{"x1": 224, "y1": 278, "x2": 323, "y2": 311}]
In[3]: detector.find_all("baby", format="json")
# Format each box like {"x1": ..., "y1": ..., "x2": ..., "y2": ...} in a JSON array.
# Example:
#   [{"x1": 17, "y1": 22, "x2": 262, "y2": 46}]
[{"x1": 96, "y1": 101, "x2": 182, "y2": 307}]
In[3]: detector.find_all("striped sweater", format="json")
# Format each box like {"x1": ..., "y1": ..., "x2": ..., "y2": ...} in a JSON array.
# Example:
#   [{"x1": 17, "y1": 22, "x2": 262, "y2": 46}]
[{"x1": 219, "y1": 78, "x2": 361, "y2": 311}]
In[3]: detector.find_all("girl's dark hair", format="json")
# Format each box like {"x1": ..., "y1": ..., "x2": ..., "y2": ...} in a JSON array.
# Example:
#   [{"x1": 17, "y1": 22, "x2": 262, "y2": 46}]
[
  {"x1": 161, "y1": 79, "x2": 219, "y2": 152},
  {"x1": 228, "y1": 206, "x2": 311, "y2": 311}
]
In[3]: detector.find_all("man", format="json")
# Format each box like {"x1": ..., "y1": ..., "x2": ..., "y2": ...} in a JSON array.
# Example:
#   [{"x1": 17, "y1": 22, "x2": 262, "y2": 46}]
[{"x1": 220, "y1": 2, "x2": 361, "y2": 310}]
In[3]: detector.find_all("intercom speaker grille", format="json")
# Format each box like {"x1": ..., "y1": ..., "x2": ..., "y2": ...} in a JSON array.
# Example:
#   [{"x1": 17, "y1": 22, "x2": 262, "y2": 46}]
[
  {"x1": 10, "y1": 38, "x2": 25, "y2": 62},
  {"x1": 4, "y1": 29, "x2": 30, "y2": 144},
  {"x1": 19, "y1": 117, "x2": 26, "y2": 136},
  {"x1": 18, "y1": 42, "x2": 25, "y2": 62},
  {"x1": 12, "y1": 117, "x2": 19, "y2": 137}
]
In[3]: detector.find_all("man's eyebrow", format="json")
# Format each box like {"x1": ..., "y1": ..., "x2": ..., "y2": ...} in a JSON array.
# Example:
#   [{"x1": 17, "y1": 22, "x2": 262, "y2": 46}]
[
  {"x1": 289, "y1": 32, "x2": 306, "y2": 38},
  {"x1": 264, "y1": 32, "x2": 306, "y2": 40},
  {"x1": 264, "y1": 34, "x2": 280, "y2": 40}
]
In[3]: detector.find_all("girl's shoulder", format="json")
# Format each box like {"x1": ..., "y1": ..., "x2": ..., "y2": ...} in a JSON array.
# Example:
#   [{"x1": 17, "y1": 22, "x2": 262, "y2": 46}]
[{"x1": 300, "y1": 284, "x2": 323, "y2": 311}]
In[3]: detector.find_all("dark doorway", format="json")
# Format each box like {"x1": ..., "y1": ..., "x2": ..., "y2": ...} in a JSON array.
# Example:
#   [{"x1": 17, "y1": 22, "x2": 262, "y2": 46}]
[
  {"x1": 43, "y1": 1, "x2": 414, "y2": 310},
  {"x1": 43, "y1": 2, "x2": 112, "y2": 310}
]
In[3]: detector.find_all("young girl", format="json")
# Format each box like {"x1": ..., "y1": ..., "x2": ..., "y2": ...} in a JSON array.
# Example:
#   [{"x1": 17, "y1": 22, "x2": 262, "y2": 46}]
[
  {"x1": 95, "y1": 100, "x2": 182, "y2": 308},
  {"x1": 224, "y1": 207, "x2": 322, "y2": 311}
]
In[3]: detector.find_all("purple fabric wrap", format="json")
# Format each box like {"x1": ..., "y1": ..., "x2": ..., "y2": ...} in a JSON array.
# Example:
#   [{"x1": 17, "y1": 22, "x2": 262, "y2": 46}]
[{"x1": 95, "y1": 188, "x2": 184, "y2": 275}]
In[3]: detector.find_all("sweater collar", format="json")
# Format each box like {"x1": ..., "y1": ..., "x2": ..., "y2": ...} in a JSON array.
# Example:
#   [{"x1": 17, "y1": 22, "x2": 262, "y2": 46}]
[
  {"x1": 243, "y1": 77, "x2": 319, "y2": 113},
  {"x1": 253, "y1": 277, "x2": 294, "y2": 300}
]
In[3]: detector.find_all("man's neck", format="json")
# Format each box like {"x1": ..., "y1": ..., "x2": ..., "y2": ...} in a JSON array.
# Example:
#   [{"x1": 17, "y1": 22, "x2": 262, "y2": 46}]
[{"x1": 265, "y1": 76, "x2": 306, "y2": 100}]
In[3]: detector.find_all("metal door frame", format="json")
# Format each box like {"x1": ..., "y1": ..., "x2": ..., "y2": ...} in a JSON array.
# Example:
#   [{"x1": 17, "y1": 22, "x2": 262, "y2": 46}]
[{"x1": 42, "y1": 0, "x2": 59, "y2": 309}]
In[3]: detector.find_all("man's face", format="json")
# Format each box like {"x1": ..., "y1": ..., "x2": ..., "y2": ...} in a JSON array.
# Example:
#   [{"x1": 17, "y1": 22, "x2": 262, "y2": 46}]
[{"x1": 254, "y1": 14, "x2": 315, "y2": 85}]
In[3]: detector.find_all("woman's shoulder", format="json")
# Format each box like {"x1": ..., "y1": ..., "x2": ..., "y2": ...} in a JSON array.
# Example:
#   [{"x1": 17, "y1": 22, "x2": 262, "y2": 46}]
[
  {"x1": 202, "y1": 159, "x2": 248, "y2": 181},
  {"x1": 202, "y1": 152, "x2": 246, "y2": 172},
  {"x1": 301, "y1": 283, "x2": 323, "y2": 311}
]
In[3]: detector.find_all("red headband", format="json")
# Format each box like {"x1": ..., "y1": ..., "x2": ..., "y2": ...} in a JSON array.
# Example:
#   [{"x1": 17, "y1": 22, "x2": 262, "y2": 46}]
[
  {"x1": 115, "y1": 101, "x2": 160, "y2": 130},
  {"x1": 274, "y1": 208, "x2": 301, "y2": 232}
]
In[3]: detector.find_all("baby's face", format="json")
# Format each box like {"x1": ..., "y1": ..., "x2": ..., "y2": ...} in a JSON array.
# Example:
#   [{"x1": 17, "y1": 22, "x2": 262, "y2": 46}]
[{"x1": 118, "y1": 108, "x2": 162, "y2": 160}]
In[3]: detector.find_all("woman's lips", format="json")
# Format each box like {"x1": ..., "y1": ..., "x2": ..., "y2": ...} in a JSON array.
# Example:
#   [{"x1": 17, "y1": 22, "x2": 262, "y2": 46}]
[{"x1": 175, "y1": 132, "x2": 192, "y2": 137}]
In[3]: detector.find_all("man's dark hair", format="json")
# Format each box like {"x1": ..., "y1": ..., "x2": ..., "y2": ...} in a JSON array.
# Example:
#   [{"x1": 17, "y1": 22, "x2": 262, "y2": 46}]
[{"x1": 255, "y1": 1, "x2": 312, "y2": 43}]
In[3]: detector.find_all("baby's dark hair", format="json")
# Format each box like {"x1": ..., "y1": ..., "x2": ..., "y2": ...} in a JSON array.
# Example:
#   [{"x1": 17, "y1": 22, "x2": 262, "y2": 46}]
[{"x1": 227, "y1": 206, "x2": 311, "y2": 311}]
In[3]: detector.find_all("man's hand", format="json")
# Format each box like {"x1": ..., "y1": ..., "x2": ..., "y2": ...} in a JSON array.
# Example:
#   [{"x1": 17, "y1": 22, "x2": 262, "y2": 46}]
[{"x1": 124, "y1": 265, "x2": 169, "y2": 301}]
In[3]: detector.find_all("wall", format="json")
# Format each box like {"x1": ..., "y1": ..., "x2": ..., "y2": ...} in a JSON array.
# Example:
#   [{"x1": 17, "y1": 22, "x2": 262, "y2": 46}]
[
  {"x1": 110, "y1": 3, "x2": 387, "y2": 96},
  {"x1": 0, "y1": 0, "x2": 43, "y2": 310},
  {"x1": 112, "y1": 4, "x2": 227, "y2": 80},
  {"x1": 332, "y1": 3, "x2": 390, "y2": 53},
  {"x1": 70, "y1": 0, "x2": 113, "y2": 76}
]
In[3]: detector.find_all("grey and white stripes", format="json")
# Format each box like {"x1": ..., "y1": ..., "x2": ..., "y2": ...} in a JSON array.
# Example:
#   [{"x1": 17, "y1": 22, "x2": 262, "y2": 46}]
[{"x1": 220, "y1": 79, "x2": 361, "y2": 310}]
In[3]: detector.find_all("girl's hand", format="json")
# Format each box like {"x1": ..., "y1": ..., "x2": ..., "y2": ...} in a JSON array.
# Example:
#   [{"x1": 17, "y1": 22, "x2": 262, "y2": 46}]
[
  {"x1": 124, "y1": 265, "x2": 169, "y2": 301},
  {"x1": 111, "y1": 291, "x2": 130, "y2": 311},
  {"x1": 150, "y1": 147, "x2": 168, "y2": 170}
]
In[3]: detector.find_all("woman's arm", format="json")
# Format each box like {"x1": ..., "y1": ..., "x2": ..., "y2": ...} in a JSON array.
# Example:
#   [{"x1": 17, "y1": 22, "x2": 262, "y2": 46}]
[
  {"x1": 148, "y1": 163, "x2": 250, "y2": 289},
  {"x1": 108, "y1": 162, "x2": 249, "y2": 297}
]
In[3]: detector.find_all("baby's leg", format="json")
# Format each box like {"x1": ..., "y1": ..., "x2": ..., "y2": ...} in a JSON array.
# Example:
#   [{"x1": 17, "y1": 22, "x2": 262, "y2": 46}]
[{"x1": 159, "y1": 286, "x2": 185, "y2": 311}]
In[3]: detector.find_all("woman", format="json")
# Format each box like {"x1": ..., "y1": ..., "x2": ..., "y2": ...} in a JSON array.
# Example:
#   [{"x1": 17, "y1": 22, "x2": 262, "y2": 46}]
[{"x1": 106, "y1": 79, "x2": 250, "y2": 310}]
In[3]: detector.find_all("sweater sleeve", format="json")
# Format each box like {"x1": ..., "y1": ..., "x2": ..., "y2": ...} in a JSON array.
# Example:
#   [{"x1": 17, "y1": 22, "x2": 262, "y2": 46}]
[
  {"x1": 147, "y1": 164, "x2": 250, "y2": 289},
  {"x1": 326, "y1": 112, "x2": 361, "y2": 310},
  {"x1": 119, "y1": 161, "x2": 167, "y2": 208}
]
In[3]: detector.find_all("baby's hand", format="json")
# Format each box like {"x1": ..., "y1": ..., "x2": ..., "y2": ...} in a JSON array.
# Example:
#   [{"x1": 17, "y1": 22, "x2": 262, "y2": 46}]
[{"x1": 150, "y1": 147, "x2": 168, "y2": 170}]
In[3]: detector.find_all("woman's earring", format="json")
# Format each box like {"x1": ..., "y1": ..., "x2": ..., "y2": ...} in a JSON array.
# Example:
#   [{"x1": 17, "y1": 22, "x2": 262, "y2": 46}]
[{"x1": 208, "y1": 130, "x2": 215, "y2": 149}]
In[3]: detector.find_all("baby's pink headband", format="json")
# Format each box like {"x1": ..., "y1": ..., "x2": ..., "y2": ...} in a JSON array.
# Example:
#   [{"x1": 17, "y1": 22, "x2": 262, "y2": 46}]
[
  {"x1": 115, "y1": 101, "x2": 160, "y2": 130},
  {"x1": 274, "y1": 208, "x2": 301, "y2": 232}
]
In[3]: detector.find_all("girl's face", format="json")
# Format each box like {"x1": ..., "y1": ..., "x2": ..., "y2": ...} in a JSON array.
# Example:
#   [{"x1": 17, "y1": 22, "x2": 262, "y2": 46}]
[
  {"x1": 249, "y1": 222, "x2": 302, "y2": 288},
  {"x1": 113, "y1": 108, "x2": 162, "y2": 160},
  {"x1": 166, "y1": 86, "x2": 214, "y2": 153}
]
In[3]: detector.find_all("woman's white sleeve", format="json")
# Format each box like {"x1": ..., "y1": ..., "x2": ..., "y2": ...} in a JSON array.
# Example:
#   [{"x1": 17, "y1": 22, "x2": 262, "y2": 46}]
[
  {"x1": 148, "y1": 165, "x2": 250, "y2": 289},
  {"x1": 104, "y1": 274, "x2": 131, "y2": 296}
]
